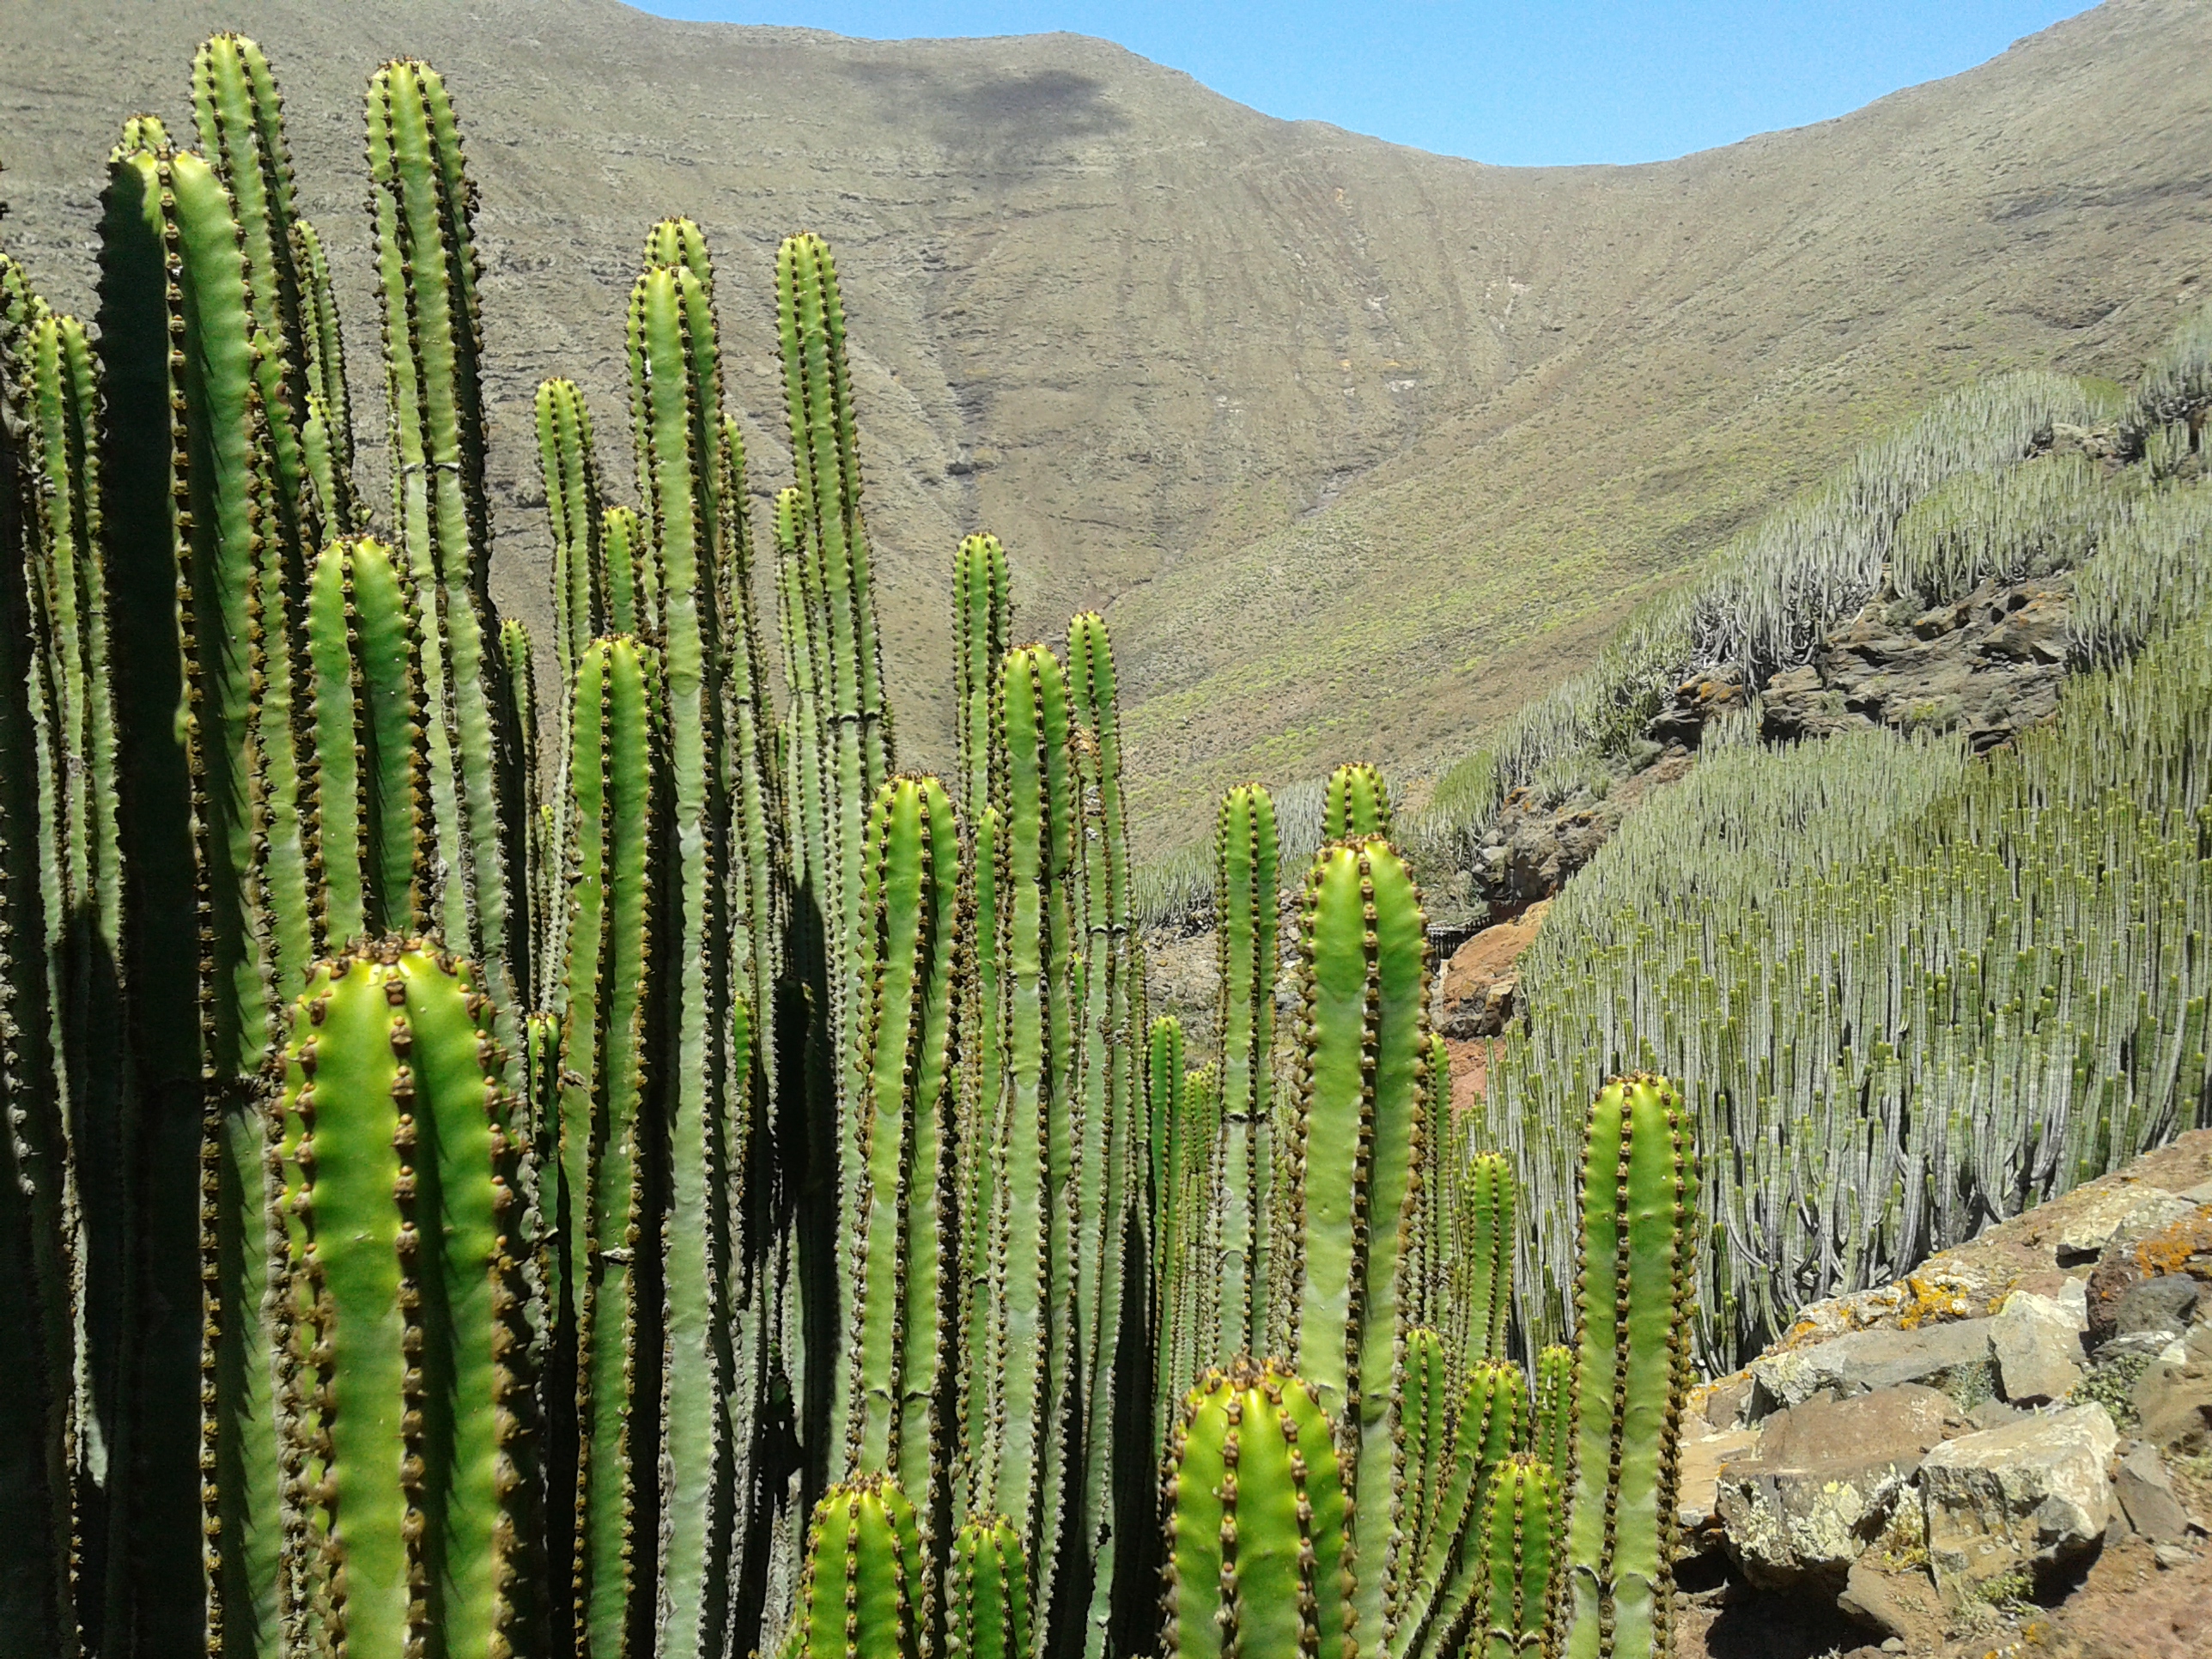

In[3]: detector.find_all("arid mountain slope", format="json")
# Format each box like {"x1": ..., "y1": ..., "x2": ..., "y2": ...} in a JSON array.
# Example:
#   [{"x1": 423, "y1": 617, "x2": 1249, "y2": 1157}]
[{"x1": 3, "y1": 0, "x2": 2207, "y2": 844}]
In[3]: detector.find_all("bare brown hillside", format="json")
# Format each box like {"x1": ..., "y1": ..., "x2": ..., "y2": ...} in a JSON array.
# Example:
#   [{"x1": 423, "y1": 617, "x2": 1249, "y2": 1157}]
[{"x1": 2, "y1": 0, "x2": 2207, "y2": 845}]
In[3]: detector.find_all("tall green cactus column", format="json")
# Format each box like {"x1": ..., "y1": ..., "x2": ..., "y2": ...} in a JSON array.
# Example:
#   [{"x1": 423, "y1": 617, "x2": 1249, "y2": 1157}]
[
  {"x1": 1473, "y1": 1457, "x2": 1562, "y2": 1659},
  {"x1": 368, "y1": 59, "x2": 521, "y2": 1015},
  {"x1": 94, "y1": 130, "x2": 214, "y2": 1653},
  {"x1": 975, "y1": 643, "x2": 1079, "y2": 1615},
  {"x1": 1322, "y1": 763, "x2": 1391, "y2": 842},
  {"x1": 631, "y1": 222, "x2": 743, "y2": 1659},
  {"x1": 271, "y1": 940, "x2": 538, "y2": 1659},
  {"x1": 955, "y1": 534, "x2": 1011, "y2": 817},
  {"x1": 303, "y1": 538, "x2": 423, "y2": 945},
  {"x1": 839, "y1": 775, "x2": 959, "y2": 1530},
  {"x1": 1290, "y1": 836, "x2": 1430, "y2": 1659},
  {"x1": 1212, "y1": 784, "x2": 1279, "y2": 1359},
  {"x1": 792, "y1": 1475, "x2": 927, "y2": 1659},
  {"x1": 1560, "y1": 1076, "x2": 1698, "y2": 1659},
  {"x1": 1161, "y1": 1359, "x2": 1353, "y2": 1659},
  {"x1": 555, "y1": 636, "x2": 666, "y2": 1657},
  {"x1": 0, "y1": 273, "x2": 130, "y2": 1659}
]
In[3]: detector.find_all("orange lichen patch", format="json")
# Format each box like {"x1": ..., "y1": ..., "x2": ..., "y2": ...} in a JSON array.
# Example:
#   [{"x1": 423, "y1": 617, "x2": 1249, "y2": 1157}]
[
  {"x1": 1895, "y1": 1273, "x2": 1974, "y2": 1330},
  {"x1": 2130, "y1": 1205, "x2": 2212, "y2": 1279}
]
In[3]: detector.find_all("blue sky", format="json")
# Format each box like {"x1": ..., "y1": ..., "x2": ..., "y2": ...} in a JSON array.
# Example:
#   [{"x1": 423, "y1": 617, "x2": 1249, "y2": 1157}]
[{"x1": 635, "y1": 3, "x2": 2094, "y2": 166}]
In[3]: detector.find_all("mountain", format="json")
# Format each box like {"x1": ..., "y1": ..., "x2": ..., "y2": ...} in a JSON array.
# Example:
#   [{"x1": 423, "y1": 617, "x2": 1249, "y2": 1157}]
[{"x1": 3, "y1": 0, "x2": 2207, "y2": 848}]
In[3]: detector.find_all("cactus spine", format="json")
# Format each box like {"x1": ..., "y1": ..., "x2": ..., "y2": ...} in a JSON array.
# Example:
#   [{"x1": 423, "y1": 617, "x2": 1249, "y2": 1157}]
[
  {"x1": 1212, "y1": 784, "x2": 1279, "y2": 1360},
  {"x1": 1290, "y1": 836, "x2": 1429, "y2": 1659},
  {"x1": 1162, "y1": 1359, "x2": 1352, "y2": 1659},
  {"x1": 1560, "y1": 1076, "x2": 1698, "y2": 1659}
]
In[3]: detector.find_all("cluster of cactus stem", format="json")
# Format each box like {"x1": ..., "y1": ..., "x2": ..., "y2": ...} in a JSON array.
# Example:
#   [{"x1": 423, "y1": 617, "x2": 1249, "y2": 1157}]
[{"x1": 0, "y1": 30, "x2": 1705, "y2": 1659}]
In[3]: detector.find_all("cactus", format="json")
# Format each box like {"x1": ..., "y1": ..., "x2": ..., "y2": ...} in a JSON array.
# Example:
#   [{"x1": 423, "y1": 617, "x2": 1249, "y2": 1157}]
[
  {"x1": 1471, "y1": 1458, "x2": 1562, "y2": 1659},
  {"x1": 270, "y1": 939, "x2": 537, "y2": 1659},
  {"x1": 555, "y1": 635, "x2": 665, "y2": 1656},
  {"x1": 794, "y1": 1475, "x2": 927, "y2": 1659},
  {"x1": 368, "y1": 59, "x2": 520, "y2": 1014},
  {"x1": 955, "y1": 534, "x2": 1012, "y2": 817},
  {"x1": 1161, "y1": 1358, "x2": 1352, "y2": 1659},
  {"x1": 1212, "y1": 783, "x2": 1279, "y2": 1360},
  {"x1": 1531, "y1": 1346, "x2": 1576, "y2": 1495},
  {"x1": 1322, "y1": 763, "x2": 1391, "y2": 842},
  {"x1": 840, "y1": 776, "x2": 960, "y2": 1523},
  {"x1": 1289, "y1": 836, "x2": 1429, "y2": 1659},
  {"x1": 289, "y1": 218, "x2": 359, "y2": 534},
  {"x1": 304, "y1": 538, "x2": 423, "y2": 946},
  {"x1": 949, "y1": 1515, "x2": 1033, "y2": 1659},
  {"x1": 629, "y1": 225, "x2": 745, "y2": 1655},
  {"x1": 1559, "y1": 1076, "x2": 1698, "y2": 1659},
  {"x1": 979, "y1": 643, "x2": 1078, "y2": 1602},
  {"x1": 1400, "y1": 1359, "x2": 1532, "y2": 1659},
  {"x1": 539, "y1": 378, "x2": 606, "y2": 685}
]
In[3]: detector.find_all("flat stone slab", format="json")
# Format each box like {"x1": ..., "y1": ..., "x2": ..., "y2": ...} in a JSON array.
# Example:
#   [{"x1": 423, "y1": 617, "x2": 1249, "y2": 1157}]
[
  {"x1": 1749, "y1": 1318, "x2": 1995, "y2": 1415},
  {"x1": 1918, "y1": 1402, "x2": 2118, "y2": 1601}
]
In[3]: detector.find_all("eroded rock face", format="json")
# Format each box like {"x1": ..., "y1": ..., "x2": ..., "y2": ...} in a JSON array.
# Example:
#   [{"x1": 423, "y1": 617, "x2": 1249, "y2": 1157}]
[
  {"x1": 1436, "y1": 898, "x2": 1550, "y2": 1037},
  {"x1": 1760, "y1": 577, "x2": 2072, "y2": 753},
  {"x1": 2132, "y1": 1322, "x2": 2212, "y2": 1452},
  {"x1": 1917, "y1": 1404, "x2": 2118, "y2": 1602},
  {"x1": 1717, "y1": 1386, "x2": 1957, "y2": 1591}
]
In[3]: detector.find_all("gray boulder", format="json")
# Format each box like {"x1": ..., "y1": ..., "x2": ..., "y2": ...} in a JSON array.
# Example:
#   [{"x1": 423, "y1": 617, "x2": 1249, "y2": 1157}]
[
  {"x1": 1748, "y1": 1318, "x2": 1995, "y2": 1416},
  {"x1": 1917, "y1": 1403, "x2": 2118, "y2": 1602},
  {"x1": 1990, "y1": 1287, "x2": 2087, "y2": 1404},
  {"x1": 2113, "y1": 1441, "x2": 2193, "y2": 1543},
  {"x1": 1716, "y1": 1385, "x2": 1955, "y2": 1592}
]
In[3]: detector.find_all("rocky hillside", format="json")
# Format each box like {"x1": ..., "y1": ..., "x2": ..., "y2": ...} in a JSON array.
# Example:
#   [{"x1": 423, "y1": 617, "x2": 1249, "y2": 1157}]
[
  {"x1": 3, "y1": 0, "x2": 2209, "y2": 842},
  {"x1": 1669, "y1": 1130, "x2": 2212, "y2": 1659}
]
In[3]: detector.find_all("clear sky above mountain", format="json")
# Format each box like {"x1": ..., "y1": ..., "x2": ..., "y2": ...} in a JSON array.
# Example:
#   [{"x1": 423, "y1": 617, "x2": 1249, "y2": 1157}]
[{"x1": 635, "y1": 2, "x2": 2094, "y2": 165}]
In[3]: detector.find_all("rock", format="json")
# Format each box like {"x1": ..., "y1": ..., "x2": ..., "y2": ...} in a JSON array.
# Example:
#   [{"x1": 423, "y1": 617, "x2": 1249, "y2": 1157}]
[
  {"x1": 2133, "y1": 1322, "x2": 2212, "y2": 1451},
  {"x1": 1991, "y1": 1287, "x2": 2087, "y2": 1402},
  {"x1": 1650, "y1": 667, "x2": 1747, "y2": 748},
  {"x1": 1748, "y1": 1318, "x2": 1995, "y2": 1415},
  {"x1": 1759, "y1": 577, "x2": 2073, "y2": 753},
  {"x1": 1917, "y1": 1402, "x2": 2118, "y2": 1602},
  {"x1": 2056, "y1": 1184, "x2": 2196, "y2": 1266},
  {"x1": 1968, "y1": 1398, "x2": 2023, "y2": 1431},
  {"x1": 1838, "y1": 1559, "x2": 1942, "y2": 1644},
  {"x1": 1700, "y1": 1372, "x2": 1754, "y2": 1431},
  {"x1": 2115, "y1": 1274, "x2": 2203, "y2": 1339},
  {"x1": 1716, "y1": 1385, "x2": 1954, "y2": 1591},
  {"x1": 2153, "y1": 1541, "x2": 2194, "y2": 1570},
  {"x1": 2088, "y1": 1202, "x2": 2212, "y2": 1343},
  {"x1": 1437, "y1": 899, "x2": 1550, "y2": 1037},
  {"x1": 1674, "y1": 1421, "x2": 1759, "y2": 1550},
  {"x1": 2114, "y1": 1442, "x2": 2193, "y2": 1543}
]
